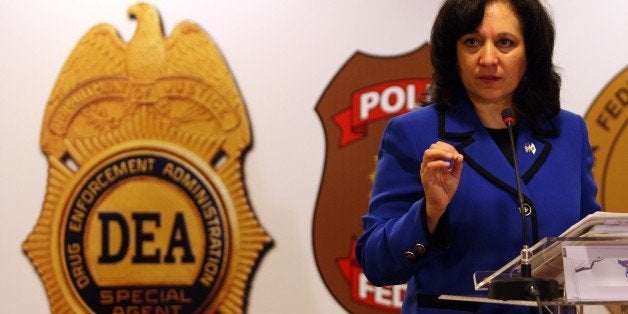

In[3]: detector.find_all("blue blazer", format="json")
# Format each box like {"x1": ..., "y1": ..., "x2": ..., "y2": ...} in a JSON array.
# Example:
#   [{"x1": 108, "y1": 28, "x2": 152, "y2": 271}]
[{"x1": 356, "y1": 102, "x2": 600, "y2": 313}]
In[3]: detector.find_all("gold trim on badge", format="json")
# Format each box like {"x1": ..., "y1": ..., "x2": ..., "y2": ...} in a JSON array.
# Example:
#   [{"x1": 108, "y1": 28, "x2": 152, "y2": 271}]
[
  {"x1": 584, "y1": 67, "x2": 627, "y2": 213},
  {"x1": 23, "y1": 3, "x2": 271, "y2": 313}
]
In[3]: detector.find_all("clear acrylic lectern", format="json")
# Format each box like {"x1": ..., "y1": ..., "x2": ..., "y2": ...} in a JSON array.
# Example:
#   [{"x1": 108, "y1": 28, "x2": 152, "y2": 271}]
[{"x1": 444, "y1": 212, "x2": 628, "y2": 312}]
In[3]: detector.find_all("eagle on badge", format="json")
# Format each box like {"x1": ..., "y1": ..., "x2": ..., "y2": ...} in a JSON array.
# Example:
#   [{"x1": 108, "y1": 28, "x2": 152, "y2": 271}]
[{"x1": 40, "y1": 2, "x2": 249, "y2": 158}]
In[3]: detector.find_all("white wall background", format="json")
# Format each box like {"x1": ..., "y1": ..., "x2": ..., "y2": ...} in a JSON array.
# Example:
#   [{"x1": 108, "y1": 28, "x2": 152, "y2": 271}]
[{"x1": 0, "y1": 0, "x2": 626, "y2": 313}]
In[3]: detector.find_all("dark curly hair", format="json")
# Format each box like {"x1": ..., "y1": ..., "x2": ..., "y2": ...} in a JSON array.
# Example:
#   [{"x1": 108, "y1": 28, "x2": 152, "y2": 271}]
[{"x1": 429, "y1": 0, "x2": 561, "y2": 125}]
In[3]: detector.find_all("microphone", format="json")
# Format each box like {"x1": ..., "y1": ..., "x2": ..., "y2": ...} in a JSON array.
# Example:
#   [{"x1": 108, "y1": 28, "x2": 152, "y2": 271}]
[
  {"x1": 487, "y1": 108, "x2": 559, "y2": 302},
  {"x1": 501, "y1": 108, "x2": 528, "y2": 274},
  {"x1": 502, "y1": 108, "x2": 516, "y2": 127}
]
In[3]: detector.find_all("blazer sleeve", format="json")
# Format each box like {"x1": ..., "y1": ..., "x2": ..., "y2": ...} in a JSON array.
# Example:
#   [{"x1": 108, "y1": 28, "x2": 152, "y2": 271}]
[{"x1": 355, "y1": 117, "x2": 449, "y2": 286}]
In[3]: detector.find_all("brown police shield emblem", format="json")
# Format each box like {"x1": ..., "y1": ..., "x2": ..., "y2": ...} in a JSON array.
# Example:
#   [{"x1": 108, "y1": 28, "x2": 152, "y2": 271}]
[
  {"x1": 22, "y1": 3, "x2": 271, "y2": 313},
  {"x1": 313, "y1": 44, "x2": 433, "y2": 313}
]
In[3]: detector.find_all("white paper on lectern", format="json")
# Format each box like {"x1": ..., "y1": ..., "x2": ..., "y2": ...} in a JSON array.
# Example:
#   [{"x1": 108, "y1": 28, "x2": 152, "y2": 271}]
[{"x1": 562, "y1": 245, "x2": 628, "y2": 301}]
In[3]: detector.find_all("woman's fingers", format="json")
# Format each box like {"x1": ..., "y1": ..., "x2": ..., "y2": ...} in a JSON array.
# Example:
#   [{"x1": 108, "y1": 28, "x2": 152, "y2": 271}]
[
  {"x1": 421, "y1": 141, "x2": 460, "y2": 173},
  {"x1": 450, "y1": 153, "x2": 464, "y2": 176}
]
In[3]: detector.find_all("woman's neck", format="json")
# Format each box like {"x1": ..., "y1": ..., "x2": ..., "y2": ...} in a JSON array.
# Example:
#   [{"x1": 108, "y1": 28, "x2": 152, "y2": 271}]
[{"x1": 471, "y1": 100, "x2": 513, "y2": 129}]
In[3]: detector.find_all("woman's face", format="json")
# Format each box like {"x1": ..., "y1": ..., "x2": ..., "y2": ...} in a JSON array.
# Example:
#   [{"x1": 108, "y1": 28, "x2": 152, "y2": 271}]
[{"x1": 456, "y1": 1, "x2": 526, "y2": 107}]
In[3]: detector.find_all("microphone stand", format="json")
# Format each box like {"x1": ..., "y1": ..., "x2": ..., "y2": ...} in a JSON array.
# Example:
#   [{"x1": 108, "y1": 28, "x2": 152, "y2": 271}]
[{"x1": 487, "y1": 109, "x2": 559, "y2": 302}]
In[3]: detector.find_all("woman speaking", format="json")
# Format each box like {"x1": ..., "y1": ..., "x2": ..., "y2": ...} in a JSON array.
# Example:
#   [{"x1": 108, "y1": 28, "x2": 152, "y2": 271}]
[{"x1": 355, "y1": 0, "x2": 600, "y2": 312}]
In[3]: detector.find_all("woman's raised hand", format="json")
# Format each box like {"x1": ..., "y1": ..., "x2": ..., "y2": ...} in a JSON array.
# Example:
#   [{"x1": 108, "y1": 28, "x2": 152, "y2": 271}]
[{"x1": 420, "y1": 141, "x2": 464, "y2": 232}]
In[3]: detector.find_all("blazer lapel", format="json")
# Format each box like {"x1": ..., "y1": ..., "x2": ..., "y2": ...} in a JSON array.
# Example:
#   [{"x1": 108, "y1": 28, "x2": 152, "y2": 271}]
[
  {"x1": 437, "y1": 104, "x2": 557, "y2": 200},
  {"x1": 458, "y1": 128, "x2": 525, "y2": 198},
  {"x1": 516, "y1": 125, "x2": 552, "y2": 183}
]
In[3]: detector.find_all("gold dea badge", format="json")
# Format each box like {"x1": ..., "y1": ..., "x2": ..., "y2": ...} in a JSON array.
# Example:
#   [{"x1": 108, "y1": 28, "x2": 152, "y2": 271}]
[
  {"x1": 22, "y1": 3, "x2": 271, "y2": 313},
  {"x1": 584, "y1": 67, "x2": 628, "y2": 213}
]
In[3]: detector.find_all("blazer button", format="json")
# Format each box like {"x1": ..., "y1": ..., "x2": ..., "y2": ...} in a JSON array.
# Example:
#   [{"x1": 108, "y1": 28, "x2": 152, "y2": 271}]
[
  {"x1": 415, "y1": 243, "x2": 426, "y2": 255},
  {"x1": 404, "y1": 251, "x2": 416, "y2": 260}
]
